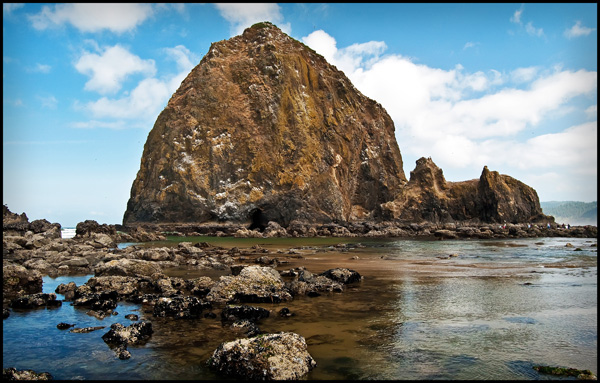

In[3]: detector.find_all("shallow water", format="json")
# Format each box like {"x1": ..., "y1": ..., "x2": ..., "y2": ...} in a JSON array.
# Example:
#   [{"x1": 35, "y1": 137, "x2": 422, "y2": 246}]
[{"x1": 3, "y1": 237, "x2": 597, "y2": 380}]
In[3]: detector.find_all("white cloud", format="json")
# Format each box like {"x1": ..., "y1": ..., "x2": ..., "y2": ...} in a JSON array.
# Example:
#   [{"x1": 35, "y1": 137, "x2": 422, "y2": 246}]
[
  {"x1": 564, "y1": 21, "x2": 596, "y2": 38},
  {"x1": 28, "y1": 3, "x2": 154, "y2": 33},
  {"x1": 83, "y1": 77, "x2": 171, "y2": 121},
  {"x1": 302, "y1": 30, "x2": 386, "y2": 76},
  {"x1": 463, "y1": 42, "x2": 478, "y2": 50},
  {"x1": 525, "y1": 21, "x2": 544, "y2": 37},
  {"x1": 510, "y1": 66, "x2": 539, "y2": 83},
  {"x1": 509, "y1": 5, "x2": 544, "y2": 38},
  {"x1": 510, "y1": 5, "x2": 523, "y2": 24},
  {"x1": 214, "y1": 3, "x2": 291, "y2": 36},
  {"x1": 3, "y1": 3, "x2": 24, "y2": 15},
  {"x1": 76, "y1": 44, "x2": 197, "y2": 125},
  {"x1": 74, "y1": 44, "x2": 156, "y2": 95},
  {"x1": 300, "y1": 29, "x2": 598, "y2": 201}
]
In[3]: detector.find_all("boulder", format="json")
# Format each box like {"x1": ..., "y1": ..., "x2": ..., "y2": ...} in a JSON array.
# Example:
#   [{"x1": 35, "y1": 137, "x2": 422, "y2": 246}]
[
  {"x1": 93, "y1": 259, "x2": 163, "y2": 278},
  {"x1": 101, "y1": 321, "x2": 153, "y2": 346},
  {"x1": 208, "y1": 332, "x2": 317, "y2": 380},
  {"x1": 75, "y1": 219, "x2": 116, "y2": 238},
  {"x1": 319, "y1": 268, "x2": 362, "y2": 284},
  {"x1": 153, "y1": 296, "x2": 212, "y2": 319},
  {"x1": 206, "y1": 266, "x2": 292, "y2": 304},
  {"x1": 3, "y1": 263, "x2": 43, "y2": 302}
]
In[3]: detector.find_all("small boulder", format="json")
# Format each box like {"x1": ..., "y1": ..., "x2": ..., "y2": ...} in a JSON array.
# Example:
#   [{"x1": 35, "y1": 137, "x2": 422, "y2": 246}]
[
  {"x1": 153, "y1": 296, "x2": 211, "y2": 319},
  {"x1": 319, "y1": 268, "x2": 362, "y2": 284},
  {"x1": 208, "y1": 332, "x2": 317, "y2": 380}
]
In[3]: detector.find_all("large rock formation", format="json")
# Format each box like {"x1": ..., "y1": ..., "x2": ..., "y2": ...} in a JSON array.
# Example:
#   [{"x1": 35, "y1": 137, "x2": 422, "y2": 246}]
[
  {"x1": 123, "y1": 22, "x2": 550, "y2": 228},
  {"x1": 124, "y1": 22, "x2": 406, "y2": 227},
  {"x1": 382, "y1": 157, "x2": 549, "y2": 224}
]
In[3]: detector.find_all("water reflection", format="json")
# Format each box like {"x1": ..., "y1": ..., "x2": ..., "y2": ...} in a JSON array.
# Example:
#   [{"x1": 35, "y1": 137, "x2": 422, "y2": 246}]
[{"x1": 2, "y1": 237, "x2": 596, "y2": 380}]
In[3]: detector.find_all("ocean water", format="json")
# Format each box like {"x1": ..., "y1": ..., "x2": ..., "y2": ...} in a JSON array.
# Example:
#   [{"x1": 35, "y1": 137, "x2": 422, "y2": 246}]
[
  {"x1": 3, "y1": 236, "x2": 597, "y2": 380},
  {"x1": 61, "y1": 228, "x2": 76, "y2": 239}
]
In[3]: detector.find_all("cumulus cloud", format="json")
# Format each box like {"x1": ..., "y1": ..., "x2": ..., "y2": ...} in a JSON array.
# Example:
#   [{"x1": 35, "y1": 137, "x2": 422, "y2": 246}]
[
  {"x1": 27, "y1": 3, "x2": 154, "y2": 33},
  {"x1": 75, "y1": 44, "x2": 197, "y2": 126},
  {"x1": 302, "y1": 30, "x2": 386, "y2": 76},
  {"x1": 564, "y1": 20, "x2": 596, "y2": 38},
  {"x1": 74, "y1": 44, "x2": 156, "y2": 95},
  {"x1": 300, "y1": 29, "x2": 597, "y2": 198},
  {"x1": 214, "y1": 3, "x2": 291, "y2": 36}
]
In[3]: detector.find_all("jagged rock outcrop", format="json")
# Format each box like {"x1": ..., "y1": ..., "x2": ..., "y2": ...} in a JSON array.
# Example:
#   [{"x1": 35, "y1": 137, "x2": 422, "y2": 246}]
[
  {"x1": 123, "y1": 22, "x2": 552, "y2": 228},
  {"x1": 382, "y1": 157, "x2": 552, "y2": 224},
  {"x1": 124, "y1": 22, "x2": 406, "y2": 228}
]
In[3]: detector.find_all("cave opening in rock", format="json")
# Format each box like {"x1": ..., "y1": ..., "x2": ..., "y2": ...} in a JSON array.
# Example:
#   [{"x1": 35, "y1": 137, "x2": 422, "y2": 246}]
[{"x1": 248, "y1": 208, "x2": 268, "y2": 232}]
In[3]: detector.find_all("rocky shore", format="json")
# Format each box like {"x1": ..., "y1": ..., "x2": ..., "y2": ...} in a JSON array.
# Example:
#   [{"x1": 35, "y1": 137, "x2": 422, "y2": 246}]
[
  {"x1": 3, "y1": 204, "x2": 597, "y2": 380},
  {"x1": 121, "y1": 219, "x2": 597, "y2": 240}
]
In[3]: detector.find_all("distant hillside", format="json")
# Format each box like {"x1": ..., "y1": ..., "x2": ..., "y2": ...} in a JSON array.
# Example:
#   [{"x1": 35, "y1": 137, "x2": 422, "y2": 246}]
[{"x1": 541, "y1": 201, "x2": 597, "y2": 226}]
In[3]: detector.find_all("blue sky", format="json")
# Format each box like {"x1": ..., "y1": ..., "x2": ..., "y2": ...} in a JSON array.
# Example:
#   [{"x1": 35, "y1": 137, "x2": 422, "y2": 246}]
[{"x1": 3, "y1": 3, "x2": 597, "y2": 227}]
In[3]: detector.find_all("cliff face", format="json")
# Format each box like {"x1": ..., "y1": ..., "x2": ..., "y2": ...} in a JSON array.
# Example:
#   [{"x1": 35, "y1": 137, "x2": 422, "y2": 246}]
[
  {"x1": 123, "y1": 22, "x2": 406, "y2": 227},
  {"x1": 124, "y1": 22, "x2": 550, "y2": 228},
  {"x1": 382, "y1": 157, "x2": 551, "y2": 224}
]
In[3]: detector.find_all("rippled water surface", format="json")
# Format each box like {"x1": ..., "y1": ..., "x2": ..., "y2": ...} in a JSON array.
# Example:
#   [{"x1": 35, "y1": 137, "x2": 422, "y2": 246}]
[{"x1": 3, "y1": 236, "x2": 597, "y2": 380}]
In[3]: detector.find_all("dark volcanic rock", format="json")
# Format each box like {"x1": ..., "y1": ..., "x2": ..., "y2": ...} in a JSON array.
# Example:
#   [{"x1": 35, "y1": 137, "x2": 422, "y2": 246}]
[{"x1": 123, "y1": 21, "x2": 406, "y2": 227}]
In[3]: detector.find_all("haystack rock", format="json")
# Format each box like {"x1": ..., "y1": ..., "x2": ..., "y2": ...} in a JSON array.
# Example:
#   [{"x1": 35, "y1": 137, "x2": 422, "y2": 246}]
[
  {"x1": 124, "y1": 22, "x2": 550, "y2": 229},
  {"x1": 124, "y1": 22, "x2": 406, "y2": 228}
]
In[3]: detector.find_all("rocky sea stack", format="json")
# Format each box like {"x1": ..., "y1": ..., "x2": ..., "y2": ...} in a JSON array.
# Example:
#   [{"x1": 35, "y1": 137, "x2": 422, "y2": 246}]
[{"x1": 124, "y1": 22, "x2": 551, "y2": 229}]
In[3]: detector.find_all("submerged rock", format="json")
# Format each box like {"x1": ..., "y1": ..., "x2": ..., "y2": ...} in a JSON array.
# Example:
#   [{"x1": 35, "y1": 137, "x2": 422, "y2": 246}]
[
  {"x1": 221, "y1": 304, "x2": 270, "y2": 322},
  {"x1": 319, "y1": 268, "x2": 362, "y2": 284},
  {"x1": 70, "y1": 326, "x2": 106, "y2": 333},
  {"x1": 9, "y1": 293, "x2": 62, "y2": 309},
  {"x1": 102, "y1": 321, "x2": 153, "y2": 360},
  {"x1": 152, "y1": 296, "x2": 212, "y2": 319},
  {"x1": 208, "y1": 332, "x2": 317, "y2": 380},
  {"x1": 533, "y1": 365, "x2": 597, "y2": 380}
]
